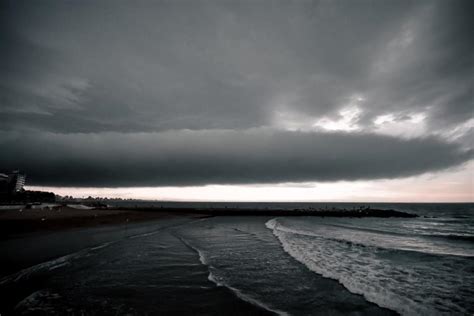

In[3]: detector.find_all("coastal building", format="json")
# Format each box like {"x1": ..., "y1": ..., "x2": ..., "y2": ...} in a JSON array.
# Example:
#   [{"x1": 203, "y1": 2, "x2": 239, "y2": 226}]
[
  {"x1": 0, "y1": 170, "x2": 55, "y2": 203},
  {"x1": 0, "y1": 170, "x2": 27, "y2": 194},
  {"x1": 14, "y1": 172, "x2": 26, "y2": 191}
]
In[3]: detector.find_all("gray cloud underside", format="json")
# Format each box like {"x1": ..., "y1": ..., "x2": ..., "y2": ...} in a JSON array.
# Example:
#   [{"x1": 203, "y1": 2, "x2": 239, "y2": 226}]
[
  {"x1": 1, "y1": 0, "x2": 472, "y2": 133},
  {"x1": 0, "y1": 130, "x2": 470, "y2": 187},
  {"x1": 1, "y1": 0, "x2": 473, "y2": 187}
]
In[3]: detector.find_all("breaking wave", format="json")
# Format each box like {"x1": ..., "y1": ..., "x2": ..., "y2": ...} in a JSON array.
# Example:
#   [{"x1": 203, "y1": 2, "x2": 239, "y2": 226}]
[
  {"x1": 266, "y1": 218, "x2": 474, "y2": 315},
  {"x1": 177, "y1": 234, "x2": 289, "y2": 316}
]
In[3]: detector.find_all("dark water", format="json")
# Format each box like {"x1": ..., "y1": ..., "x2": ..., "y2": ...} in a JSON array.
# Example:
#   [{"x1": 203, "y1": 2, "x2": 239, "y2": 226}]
[
  {"x1": 0, "y1": 218, "x2": 271, "y2": 315},
  {"x1": 1, "y1": 203, "x2": 473, "y2": 315}
]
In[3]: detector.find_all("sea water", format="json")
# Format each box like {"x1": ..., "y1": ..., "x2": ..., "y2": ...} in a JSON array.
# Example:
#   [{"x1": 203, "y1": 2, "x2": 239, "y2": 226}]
[
  {"x1": 176, "y1": 203, "x2": 474, "y2": 315},
  {"x1": 1, "y1": 203, "x2": 472, "y2": 315}
]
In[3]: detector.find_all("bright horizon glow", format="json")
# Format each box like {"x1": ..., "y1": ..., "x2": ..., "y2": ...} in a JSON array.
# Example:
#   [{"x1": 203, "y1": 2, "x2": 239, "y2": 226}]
[{"x1": 28, "y1": 161, "x2": 473, "y2": 203}]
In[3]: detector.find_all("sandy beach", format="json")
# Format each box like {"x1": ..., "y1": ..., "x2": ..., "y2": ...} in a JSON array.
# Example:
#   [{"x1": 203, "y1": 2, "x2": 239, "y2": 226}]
[{"x1": 0, "y1": 206, "x2": 204, "y2": 239}]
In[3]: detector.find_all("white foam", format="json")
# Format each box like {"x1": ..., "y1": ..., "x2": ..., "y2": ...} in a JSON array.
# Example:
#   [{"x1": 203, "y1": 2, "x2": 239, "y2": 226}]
[
  {"x1": 48, "y1": 262, "x2": 70, "y2": 271},
  {"x1": 0, "y1": 241, "x2": 115, "y2": 286},
  {"x1": 129, "y1": 230, "x2": 162, "y2": 239},
  {"x1": 1, "y1": 218, "x2": 199, "y2": 285},
  {"x1": 178, "y1": 234, "x2": 289, "y2": 316},
  {"x1": 267, "y1": 218, "x2": 474, "y2": 257},
  {"x1": 218, "y1": 278, "x2": 290, "y2": 316},
  {"x1": 67, "y1": 204, "x2": 95, "y2": 210},
  {"x1": 266, "y1": 218, "x2": 471, "y2": 316},
  {"x1": 208, "y1": 270, "x2": 223, "y2": 286},
  {"x1": 0, "y1": 205, "x2": 25, "y2": 210},
  {"x1": 14, "y1": 289, "x2": 62, "y2": 314},
  {"x1": 177, "y1": 236, "x2": 208, "y2": 265}
]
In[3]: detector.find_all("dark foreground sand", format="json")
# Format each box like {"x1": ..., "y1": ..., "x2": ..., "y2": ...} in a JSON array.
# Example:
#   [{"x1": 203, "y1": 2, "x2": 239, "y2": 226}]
[{"x1": 0, "y1": 206, "x2": 203, "y2": 239}]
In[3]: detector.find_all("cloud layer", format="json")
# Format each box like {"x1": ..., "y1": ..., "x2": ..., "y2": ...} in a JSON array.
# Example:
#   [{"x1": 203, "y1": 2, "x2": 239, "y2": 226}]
[
  {"x1": 0, "y1": 130, "x2": 471, "y2": 186},
  {"x1": 0, "y1": 0, "x2": 472, "y2": 187}
]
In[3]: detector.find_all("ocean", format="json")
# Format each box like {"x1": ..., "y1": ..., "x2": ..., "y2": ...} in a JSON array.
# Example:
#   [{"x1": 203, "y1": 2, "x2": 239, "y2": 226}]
[{"x1": 1, "y1": 202, "x2": 473, "y2": 315}]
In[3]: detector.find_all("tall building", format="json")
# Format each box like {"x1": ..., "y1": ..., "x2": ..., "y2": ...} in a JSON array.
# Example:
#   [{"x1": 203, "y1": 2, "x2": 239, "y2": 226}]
[
  {"x1": 13, "y1": 171, "x2": 26, "y2": 192},
  {"x1": 0, "y1": 170, "x2": 54, "y2": 203},
  {"x1": 0, "y1": 170, "x2": 27, "y2": 194}
]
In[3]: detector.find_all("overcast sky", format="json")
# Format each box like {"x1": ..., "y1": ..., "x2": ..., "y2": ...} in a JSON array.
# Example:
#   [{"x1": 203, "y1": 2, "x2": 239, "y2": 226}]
[{"x1": 1, "y1": 0, "x2": 472, "y2": 201}]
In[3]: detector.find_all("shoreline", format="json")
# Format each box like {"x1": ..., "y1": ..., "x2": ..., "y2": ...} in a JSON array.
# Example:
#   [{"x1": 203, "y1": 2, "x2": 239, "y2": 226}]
[
  {"x1": 0, "y1": 208, "x2": 428, "y2": 315},
  {"x1": 0, "y1": 215, "x2": 275, "y2": 315},
  {"x1": 0, "y1": 213, "x2": 201, "y2": 280},
  {"x1": 0, "y1": 205, "x2": 417, "y2": 239},
  {"x1": 0, "y1": 206, "x2": 207, "y2": 239},
  {"x1": 0, "y1": 215, "x2": 396, "y2": 315}
]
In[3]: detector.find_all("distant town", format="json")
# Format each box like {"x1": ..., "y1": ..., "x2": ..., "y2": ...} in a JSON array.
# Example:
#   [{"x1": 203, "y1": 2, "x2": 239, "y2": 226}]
[{"x1": 0, "y1": 170, "x2": 147, "y2": 206}]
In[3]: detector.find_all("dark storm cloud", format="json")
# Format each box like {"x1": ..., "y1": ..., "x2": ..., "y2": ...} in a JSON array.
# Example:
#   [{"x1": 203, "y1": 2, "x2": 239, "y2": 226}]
[
  {"x1": 2, "y1": 0, "x2": 471, "y2": 133},
  {"x1": 0, "y1": 0, "x2": 472, "y2": 186},
  {"x1": 0, "y1": 130, "x2": 471, "y2": 186}
]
